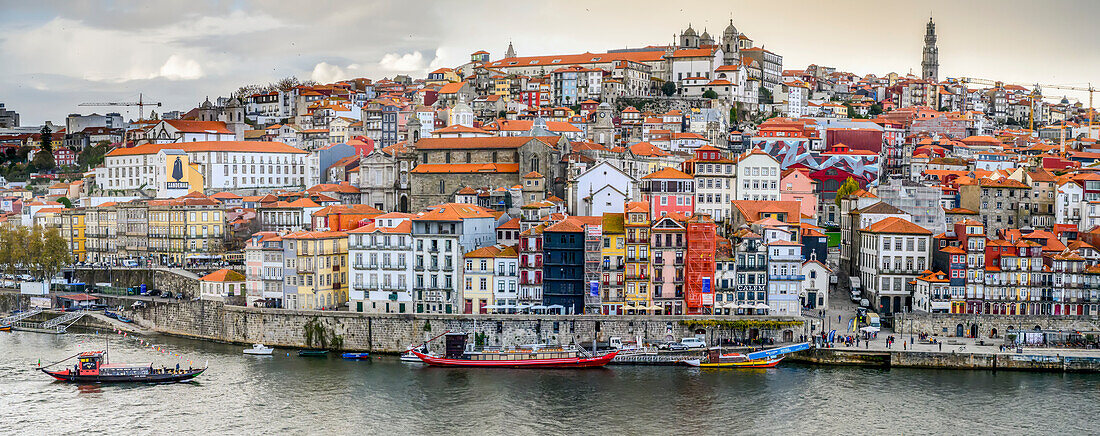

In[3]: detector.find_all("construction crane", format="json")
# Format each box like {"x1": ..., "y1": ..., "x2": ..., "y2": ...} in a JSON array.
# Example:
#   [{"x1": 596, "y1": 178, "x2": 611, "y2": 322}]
[
  {"x1": 79, "y1": 93, "x2": 163, "y2": 121},
  {"x1": 960, "y1": 77, "x2": 1095, "y2": 137}
]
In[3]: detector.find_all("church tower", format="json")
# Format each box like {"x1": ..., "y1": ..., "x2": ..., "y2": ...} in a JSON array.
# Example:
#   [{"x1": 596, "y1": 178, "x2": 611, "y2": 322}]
[
  {"x1": 721, "y1": 19, "x2": 740, "y2": 65},
  {"x1": 589, "y1": 102, "x2": 615, "y2": 148},
  {"x1": 224, "y1": 97, "x2": 246, "y2": 141},
  {"x1": 921, "y1": 17, "x2": 939, "y2": 81},
  {"x1": 505, "y1": 41, "x2": 516, "y2": 59}
]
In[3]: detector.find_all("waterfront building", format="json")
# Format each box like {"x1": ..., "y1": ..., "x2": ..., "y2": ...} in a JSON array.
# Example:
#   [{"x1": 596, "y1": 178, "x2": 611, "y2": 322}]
[
  {"x1": 348, "y1": 213, "x2": 415, "y2": 313},
  {"x1": 518, "y1": 223, "x2": 547, "y2": 308},
  {"x1": 147, "y1": 193, "x2": 225, "y2": 266},
  {"x1": 117, "y1": 200, "x2": 149, "y2": 263},
  {"x1": 801, "y1": 259, "x2": 831, "y2": 311},
  {"x1": 542, "y1": 216, "x2": 601, "y2": 314},
  {"x1": 463, "y1": 244, "x2": 518, "y2": 314},
  {"x1": 652, "y1": 213, "x2": 687, "y2": 315},
  {"x1": 83, "y1": 201, "x2": 118, "y2": 264},
  {"x1": 58, "y1": 208, "x2": 87, "y2": 263},
  {"x1": 624, "y1": 204, "x2": 652, "y2": 314},
  {"x1": 764, "y1": 232, "x2": 803, "y2": 316},
  {"x1": 410, "y1": 203, "x2": 497, "y2": 314},
  {"x1": 282, "y1": 231, "x2": 348, "y2": 310},
  {"x1": 199, "y1": 268, "x2": 247, "y2": 301},
  {"x1": 244, "y1": 232, "x2": 286, "y2": 308},
  {"x1": 599, "y1": 212, "x2": 627, "y2": 314},
  {"x1": 684, "y1": 214, "x2": 717, "y2": 314},
  {"x1": 857, "y1": 217, "x2": 933, "y2": 315}
]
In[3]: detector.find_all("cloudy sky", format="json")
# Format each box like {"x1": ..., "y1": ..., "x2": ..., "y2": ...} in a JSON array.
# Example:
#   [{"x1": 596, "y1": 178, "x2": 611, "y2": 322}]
[{"x1": 2, "y1": 0, "x2": 1097, "y2": 125}]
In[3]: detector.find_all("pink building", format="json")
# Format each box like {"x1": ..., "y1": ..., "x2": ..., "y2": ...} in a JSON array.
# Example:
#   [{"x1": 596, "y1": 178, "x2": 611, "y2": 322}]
[
  {"x1": 641, "y1": 167, "x2": 695, "y2": 218},
  {"x1": 780, "y1": 168, "x2": 818, "y2": 219}
]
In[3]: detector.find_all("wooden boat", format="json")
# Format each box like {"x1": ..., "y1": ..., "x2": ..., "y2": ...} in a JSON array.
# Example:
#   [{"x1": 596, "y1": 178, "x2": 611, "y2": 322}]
[
  {"x1": 39, "y1": 351, "x2": 205, "y2": 383},
  {"x1": 341, "y1": 352, "x2": 370, "y2": 360},
  {"x1": 0, "y1": 324, "x2": 11, "y2": 332},
  {"x1": 411, "y1": 333, "x2": 617, "y2": 368},
  {"x1": 116, "y1": 315, "x2": 133, "y2": 323},
  {"x1": 243, "y1": 344, "x2": 274, "y2": 355},
  {"x1": 682, "y1": 343, "x2": 810, "y2": 368},
  {"x1": 297, "y1": 350, "x2": 329, "y2": 357},
  {"x1": 103, "y1": 311, "x2": 119, "y2": 319}
]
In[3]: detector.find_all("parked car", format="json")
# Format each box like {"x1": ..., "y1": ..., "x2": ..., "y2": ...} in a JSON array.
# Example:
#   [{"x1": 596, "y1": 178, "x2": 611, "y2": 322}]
[
  {"x1": 851, "y1": 291, "x2": 861, "y2": 302},
  {"x1": 657, "y1": 341, "x2": 688, "y2": 351},
  {"x1": 680, "y1": 337, "x2": 707, "y2": 349},
  {"x1": 859, "y1": 299, "x2": 870, "y2": 308}
]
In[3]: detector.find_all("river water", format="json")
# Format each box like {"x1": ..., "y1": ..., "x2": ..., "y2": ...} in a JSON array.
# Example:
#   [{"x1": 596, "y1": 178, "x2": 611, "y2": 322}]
[{"x1": 3, "y1": 330, "x2": 1098, "y2": 435}]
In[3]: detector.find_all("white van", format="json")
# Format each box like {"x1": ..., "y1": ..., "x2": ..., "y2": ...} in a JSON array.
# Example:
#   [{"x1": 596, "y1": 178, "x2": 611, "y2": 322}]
[{"x1": 680, "y1": 337, "x2": 707, "y2": 349}]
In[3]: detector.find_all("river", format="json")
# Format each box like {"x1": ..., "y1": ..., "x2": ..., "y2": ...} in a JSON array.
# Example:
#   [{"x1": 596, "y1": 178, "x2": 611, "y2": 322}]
[{"x1": 2, "y1": 330, "x2": 1098, "y2": 435}]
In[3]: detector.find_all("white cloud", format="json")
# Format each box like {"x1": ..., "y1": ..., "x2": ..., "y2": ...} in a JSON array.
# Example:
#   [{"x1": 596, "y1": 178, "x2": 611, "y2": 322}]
[
  {"x1": 379, "y1": 51, "x2": 426, "y2": 72},
  {"x1": 159, "y1": 55, "x2": 204, "y2": 80}
]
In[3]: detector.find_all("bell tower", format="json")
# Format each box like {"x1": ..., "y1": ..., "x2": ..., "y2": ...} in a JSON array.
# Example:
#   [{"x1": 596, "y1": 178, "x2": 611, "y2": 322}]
[{"x1": 921, "y1": 17, "x2": 939, "y2": 81}]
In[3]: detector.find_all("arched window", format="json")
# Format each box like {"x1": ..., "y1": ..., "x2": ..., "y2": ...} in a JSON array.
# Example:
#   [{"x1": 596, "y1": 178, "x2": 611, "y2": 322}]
[
  {"x1": 530, "y1": 156, "x2": 539, "y2": 171},
  {"x1": 439, "y1": 180, "x2": 445, "y2": 194}
]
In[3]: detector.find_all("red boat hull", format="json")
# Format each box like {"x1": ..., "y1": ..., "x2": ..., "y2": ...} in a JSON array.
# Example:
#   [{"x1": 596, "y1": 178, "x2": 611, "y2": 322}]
[
  {"x1": 412, "y1": 351, "x2": 617, "y2": 368},
  {"x1": 40, "y1": 368, "x2": 205, "y2": 383}
]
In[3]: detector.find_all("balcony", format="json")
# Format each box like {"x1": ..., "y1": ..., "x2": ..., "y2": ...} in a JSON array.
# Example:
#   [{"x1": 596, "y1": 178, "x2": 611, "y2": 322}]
[
  {"x1": 769, "y1": 274, "x2": 805, "y2": 281},
  {"x1": 653, "y1": 258, "x2": 664, "y2": 265}
]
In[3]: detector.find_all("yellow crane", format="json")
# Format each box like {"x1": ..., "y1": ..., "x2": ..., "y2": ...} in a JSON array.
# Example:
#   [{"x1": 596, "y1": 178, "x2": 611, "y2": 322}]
[
  {"x1": 959, "y1": 77, "x2": 1095, "y2": 137},
  {"x1": 79, "y1": 93, "x2": 163, "y2": 121}
]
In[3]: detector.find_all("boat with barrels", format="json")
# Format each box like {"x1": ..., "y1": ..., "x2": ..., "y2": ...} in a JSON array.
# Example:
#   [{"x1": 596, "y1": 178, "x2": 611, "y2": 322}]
[
  {"x1": 681, "y1": 343, "x2": 811, "y2": 368},
  {"x1": 411, "y1": 332, "x2": 616, "y2": 368},
  {"x1": 39, "y1": 350, "x2": 205, "y2": 383}
]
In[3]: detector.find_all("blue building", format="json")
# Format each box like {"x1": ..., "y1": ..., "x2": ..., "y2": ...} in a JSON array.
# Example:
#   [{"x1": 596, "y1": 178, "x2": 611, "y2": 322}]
[
  {"x1": 542, "y1": 217, "x2": 593, "y2": 314},
  {"x1": 381, "y1": 103, "x2": 400, "y2": 147}
]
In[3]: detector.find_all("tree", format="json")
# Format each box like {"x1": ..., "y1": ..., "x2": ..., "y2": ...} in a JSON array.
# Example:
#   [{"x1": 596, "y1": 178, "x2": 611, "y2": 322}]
[
  {"x1": 661, "y1": 81, "x2": 677, "y2": 97},
  {"x1": 30, "y1": 150, "x2": 55, "y2": 172},
  {"x1": 758, "y1": 87, "x2": 773, "y2": 104},
  {"x1": 39, "y1": 126, "x2": 53, "y2": 153},
  {"x1": 702, "y1": 89, "x2": 719, "y2": 99},
  {"x1": 938, "y1": 106, "x2": 951, "y2": 112},
  {"x1": 57, "y1": 197, "x2": 73, "y2": 208},
  {"x1": 869, "y1": 104, "x2": 883, "y2": 116},
  {"x1": 834, "y1": 177, "x2": 861, "y2": 208}
]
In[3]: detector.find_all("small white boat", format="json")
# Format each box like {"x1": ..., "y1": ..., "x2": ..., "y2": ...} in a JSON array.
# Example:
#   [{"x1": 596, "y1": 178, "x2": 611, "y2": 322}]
[
  {"x1": 244, "y1": 344, "x2": 274, "y2": 355},
  {"x1": 400, "y1": 345, "x2": 428, "y2": 363}
]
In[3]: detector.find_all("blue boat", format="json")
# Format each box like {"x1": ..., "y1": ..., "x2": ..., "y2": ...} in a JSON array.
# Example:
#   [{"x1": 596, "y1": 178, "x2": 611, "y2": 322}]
[
  {"x1": 116, "y1": 316, "x2": 133, "y2": 323},
  {"x1": 104, "y1": 311, "x2": 119, "y2": 319},
  {"x1": 341, "y1": 352, "x2": 370, "y2": 360}
]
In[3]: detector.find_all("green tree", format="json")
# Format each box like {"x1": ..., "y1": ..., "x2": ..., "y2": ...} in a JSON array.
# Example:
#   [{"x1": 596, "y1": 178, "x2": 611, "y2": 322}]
[
  {"x1": 30, "y1": 150, "x2": 55, "y2": 173},
  {"x1": 834, "y1": 177, "x2": 861, "y2": 208},
  {"x1": 57, "y1": 197, "x2": 73, "y2": 208},
  {"x1": 661, "y1": 81, "x2": 677, "y2": 97},
  {"x1": 869, "y1": 104, "x2": 883, "y2": 116},
  {"x1": 39, "y1": 125, "x2": 53, "y2": 153},
  {"x1": 758, "y1": 87, "x2": 773, "y2": 104},
  {"x1": 938, "y1": 106, "x2": 951, "y2": 112},
  {"x1": 846, "y1": 103, "x2": 857, "y2": 119},
  {"x1": 702, "y1": 89, "x2": 718, "y2": 99}
]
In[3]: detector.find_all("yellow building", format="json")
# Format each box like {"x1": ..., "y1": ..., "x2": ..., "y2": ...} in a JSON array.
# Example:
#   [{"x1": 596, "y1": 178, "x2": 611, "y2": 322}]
[
  {"x1": 59, "y1": 208, "x2": 87, "y2": 263},
  {"x1": 148, "y1": 192, "x2": 225, "y2": 266},
  {"x1": 599, "y1": 212, "x2": 625, "y2": 314},
  {"x1": 284, "y1": 231, "x2": 348, "y2": 310},
  {"x1": 463, "y1": 246, "x2": 498, "y2": 313},
  {"x1": 84, "y1": 202, "x2": 118, "y2": 263},
  {"x1": 624, "y1": 202, "x2": 653, "y2": 314}
]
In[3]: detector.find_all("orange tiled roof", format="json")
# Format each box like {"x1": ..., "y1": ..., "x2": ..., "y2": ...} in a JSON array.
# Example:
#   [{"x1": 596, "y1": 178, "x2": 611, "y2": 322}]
[{"x1": 862, "y1": 217, "x2": 932, "y2": 235}]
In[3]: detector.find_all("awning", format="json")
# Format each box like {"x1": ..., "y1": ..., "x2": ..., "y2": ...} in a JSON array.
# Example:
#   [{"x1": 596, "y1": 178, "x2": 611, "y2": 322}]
[
  {"x1": 546, "y1": 304, "x2": 564, "y2": 310},
  {"x1": 529, "y1": 305, "x2": 548, "y2": 310},
  {"x1": 860, "y1": 326, "x2": 880, "y2": 333},
  {"x1": 754, "y1": 303, "x2": 771, "y2": 310}
]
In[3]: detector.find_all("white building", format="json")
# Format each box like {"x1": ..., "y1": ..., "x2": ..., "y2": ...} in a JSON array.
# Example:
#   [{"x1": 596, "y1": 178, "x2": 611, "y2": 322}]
[
  {"x1": 800, "y1": 259, "x2": 831, "y2": 311},
  {"x1": 567, "y1": 161, "x2": 637, "y2": 216},
  {"x1": 733, "y1": 149, "x2": 781, "y2": 201},
  {"x1": 348, "y1": 213, "x2": 415, "y2": 314},
  {"x1": 1056, "y1": 180, "x2": 1084, "y2": 230},
  {"x1": 97, "y1": 141, "x2": 308, "y2": 193},
  {"x1": 857, "y1": 217, "x2": 933, "y2": 314}
]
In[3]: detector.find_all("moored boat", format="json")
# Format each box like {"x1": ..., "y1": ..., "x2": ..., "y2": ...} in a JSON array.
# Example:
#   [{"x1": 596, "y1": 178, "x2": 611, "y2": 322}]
[
  {"x1": 341, "y1": 352, "x2": 370, "y2": 360},
  {"x1": 297, "y1": 350, "x2": 328, "y2": 357},
  {"x1": 243, "y1": 344, "x2": 274, "y2": 355},
  {"x1": 411, "y1": 333, "x2": 617, "y2": 368},
  {"x1": 39, "y1": 351, "x2": 205, "y2": 383},
  {"x1": 682, "y1": 343, "x2": 811, "y2": 368},
  {"x1": 400, "y1": 345, "x2": 428, "y2": 363},
  {"x1": 0, "y1": 324, "x2": 11, "y2": 332}
]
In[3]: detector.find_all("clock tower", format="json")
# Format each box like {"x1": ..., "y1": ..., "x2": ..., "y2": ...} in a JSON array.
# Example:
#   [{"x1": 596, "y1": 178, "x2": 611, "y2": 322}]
[{"x1": 590, "y1": 102, "x2": 615, "y2": 148}]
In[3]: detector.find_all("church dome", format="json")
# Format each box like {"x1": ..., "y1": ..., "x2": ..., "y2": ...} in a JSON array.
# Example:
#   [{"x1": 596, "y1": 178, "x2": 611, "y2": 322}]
[
  {"x1": 724, "y1": 20, "x2": 738, "y2": 36},
  {"x1": 701, "y1": 30, "x2": 712, "y2": 40},
  {"x1": 683, "y1": 24, "x2": 697, "y2": 36}
]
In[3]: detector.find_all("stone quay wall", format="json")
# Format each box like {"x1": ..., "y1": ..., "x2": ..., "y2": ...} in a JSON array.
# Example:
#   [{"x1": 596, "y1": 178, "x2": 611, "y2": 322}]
[
  {"x1": 896, "y1": 313, "x2": 1100, "y2": 339},
  {"x1": 102, "y1": 296, "x2": 808, "y2": 354}
]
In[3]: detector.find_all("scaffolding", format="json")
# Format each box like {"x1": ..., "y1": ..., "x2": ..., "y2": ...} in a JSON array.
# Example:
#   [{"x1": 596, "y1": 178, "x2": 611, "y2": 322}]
[
  {"x1": 583, "y1": 224, "x2": 603, "y2": 313},
  {"x1": 685, "y1": 214, "x2": 717, "y2": 314}
]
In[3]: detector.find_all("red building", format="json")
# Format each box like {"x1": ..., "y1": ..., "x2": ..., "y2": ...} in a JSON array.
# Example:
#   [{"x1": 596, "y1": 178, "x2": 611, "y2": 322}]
[
  {"x1": 53, "y1": 147, "x2": 77, "y2": 167},
  {"x1": 641, "y1": 167, "x2": 695, "y2": 218}
]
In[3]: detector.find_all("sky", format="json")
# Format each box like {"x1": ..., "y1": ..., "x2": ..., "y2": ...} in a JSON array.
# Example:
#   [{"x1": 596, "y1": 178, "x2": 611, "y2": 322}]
[{"x1": 1, "y1": 0, "x2": 1098, "y2": 126}]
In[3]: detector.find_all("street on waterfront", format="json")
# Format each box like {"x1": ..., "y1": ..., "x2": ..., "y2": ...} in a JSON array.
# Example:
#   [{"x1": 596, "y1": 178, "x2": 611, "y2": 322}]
[{"x1": 3, "y1": 330, "x2": 1100, "y2": 435}]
